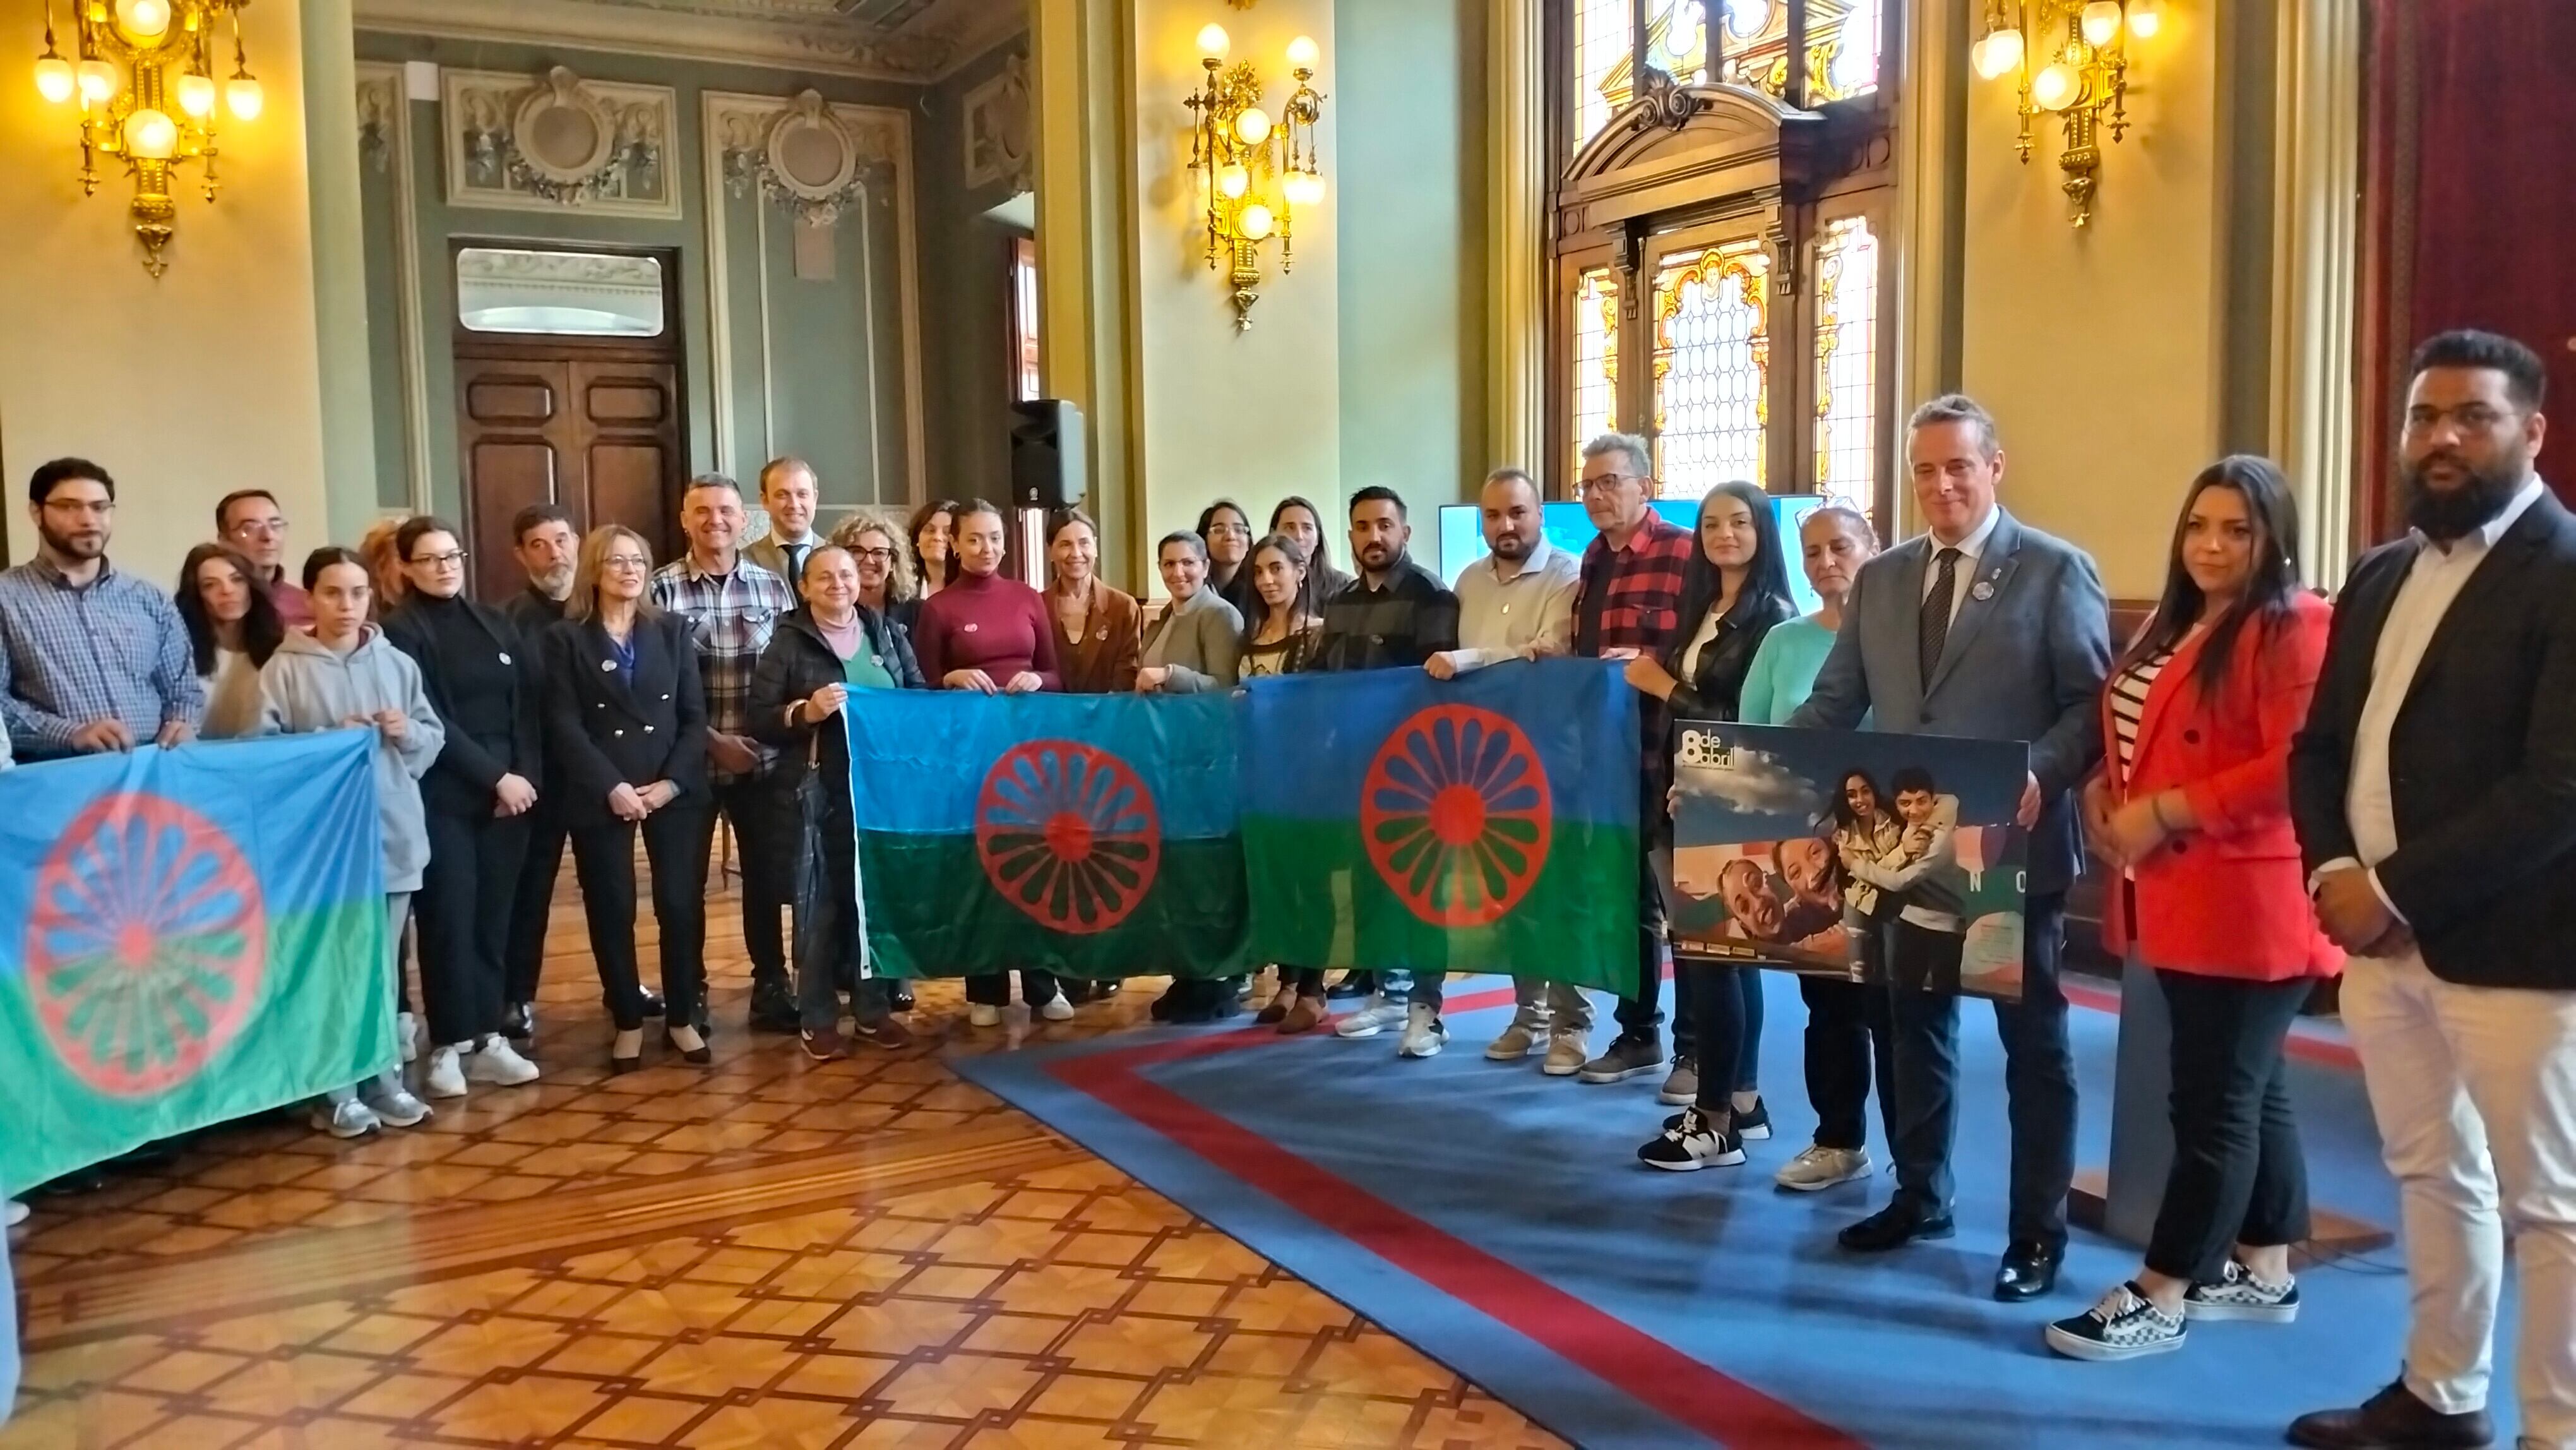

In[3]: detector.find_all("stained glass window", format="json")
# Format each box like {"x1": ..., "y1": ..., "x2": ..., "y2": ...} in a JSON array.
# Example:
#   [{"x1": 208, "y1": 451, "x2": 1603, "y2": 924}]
[
  {"x1": 1570, "y1": 268, "x2": 1621, "y2": 479},
  {"x1": 1652, "y1": 240, "x2": 1770, "y2": 496},
  {"x1": 1646, "y1": 0, "x2": 1710, "y2": 86},
  {"x1": 1573, "y1": 0, "x2": 1633, "y2": 146},
  {"x1": 1816, "y1": 0, "x2": 1883, "y2": 101},
  {"x1": 1812, "y1": 215, "x2": 1880, "y2": 525}
]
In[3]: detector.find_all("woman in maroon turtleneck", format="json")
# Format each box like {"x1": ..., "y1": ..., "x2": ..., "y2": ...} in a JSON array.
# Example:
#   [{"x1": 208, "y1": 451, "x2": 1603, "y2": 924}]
[
  {"x1": 912, "y1": 500, "x2": 1069, "y2": 1027},
  {"x1": 912, "y1": 500, "x2": 1061, "y2": 693}
]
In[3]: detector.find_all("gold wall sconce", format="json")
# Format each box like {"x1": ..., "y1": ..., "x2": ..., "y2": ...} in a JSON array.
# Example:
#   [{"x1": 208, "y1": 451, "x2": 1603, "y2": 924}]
[
  {"x1": 1971, "y1": 0, "x2": 2159, "y2": 226},
  {"x1": 31, "y1": 0, "x2": 265, "y2": 277},
  {"x1": 1186, "y1": 23, "x2": 1325, "y2": 330}
]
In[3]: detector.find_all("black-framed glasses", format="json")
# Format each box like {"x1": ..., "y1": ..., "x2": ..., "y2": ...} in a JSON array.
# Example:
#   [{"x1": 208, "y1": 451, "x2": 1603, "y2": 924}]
[{"x1": 412, "y1": 550, "x2": 468, "y2": 568}]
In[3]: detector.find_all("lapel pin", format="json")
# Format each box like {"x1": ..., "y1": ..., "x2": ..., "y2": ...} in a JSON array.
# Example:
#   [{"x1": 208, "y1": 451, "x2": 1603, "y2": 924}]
[
  {"x1": 964, "y1": 622, "x2": 980, "y2": 633},
  {"x1": 1971, "y1": 580, "x2": 1995, "y2": 602},
  {"x1": 601, "y1": 659, "x2": 616, "y2": 671},
  {"x1": 498, "y1": 652, "x2": 511, "y2": 665}
]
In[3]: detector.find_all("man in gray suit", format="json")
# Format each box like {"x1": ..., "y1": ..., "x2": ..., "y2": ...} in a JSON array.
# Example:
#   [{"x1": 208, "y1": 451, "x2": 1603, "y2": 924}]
[{"x1": 1791, "y1": 393, "x2": 2111, "y2": 1301}]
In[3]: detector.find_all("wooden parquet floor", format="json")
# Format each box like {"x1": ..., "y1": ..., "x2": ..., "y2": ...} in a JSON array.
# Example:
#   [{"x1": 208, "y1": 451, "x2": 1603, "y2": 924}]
[{"x1": 4, "y1": 854, "x2": 1565, "y2": 1450}]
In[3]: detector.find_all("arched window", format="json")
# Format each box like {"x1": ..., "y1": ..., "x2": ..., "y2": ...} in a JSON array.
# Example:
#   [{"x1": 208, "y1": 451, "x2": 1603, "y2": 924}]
[{"x1": 1549, "y1": 0, "x2": 1900, "y2": 531}]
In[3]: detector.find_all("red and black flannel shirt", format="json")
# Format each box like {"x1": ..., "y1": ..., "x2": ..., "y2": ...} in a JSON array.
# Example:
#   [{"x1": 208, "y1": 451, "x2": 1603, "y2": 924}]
[{"x1": 1574, "y1": 510, "x2": 1695, "y2": 794}]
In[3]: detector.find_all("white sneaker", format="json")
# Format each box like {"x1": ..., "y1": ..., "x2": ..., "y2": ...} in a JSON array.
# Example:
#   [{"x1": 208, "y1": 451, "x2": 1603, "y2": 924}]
[
  {"x1": 422, "y1": 1045, "x2": 468, "y2": 1099},
  {"x1": 1038, "y1": 995, "x2": 1075, "y2": 1022},
  {"x1": 363, "y1": 1072, "x2": 432, "y2": 1129},
  {"x1": 397, "y1": 1010, "x2": 420, "y2": 1064},
  {"x1": 6, "y1": 1199, "x2": 30, "y2": 1228},
  {"x1": 467, "y1": 1034, "x2": 540, "y2": 1087},
  {"x1": 1398, "y1": 1004, "x2": 1448, "y2": 1058},
  {"x1": 1774, "y1": 1144, "x2": 1873, "y2": 1192},
  {"x1": 313, "y1": 1095, "x2": 381, "y2": 1139},
  {"x1": 969, "y1": 1002, "x2": 1003, "y2": 1028},
  {"x1": 1335, "y1": 996, "x2": 1407, "y2": 1039}
]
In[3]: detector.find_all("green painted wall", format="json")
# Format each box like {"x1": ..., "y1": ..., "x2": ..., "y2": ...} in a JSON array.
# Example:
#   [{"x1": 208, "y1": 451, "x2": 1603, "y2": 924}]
[
  {"x1": 917, "y1": 36, "x2": 1033, "y2": 506},
  {"x1": 1332, "y1": 0, "x2": 1488, "y2": 510}
]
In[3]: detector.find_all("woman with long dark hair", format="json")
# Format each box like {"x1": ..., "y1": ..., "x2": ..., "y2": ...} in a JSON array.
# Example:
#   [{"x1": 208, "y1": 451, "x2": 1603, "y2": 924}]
[
  {"x1": 1237, "y1": 534, "x2": 1333, "y2": 1031},
  {"x1": 2046, "y1": 456, "x2": 2338, "y2": 1362},
  {"x1": 176, "y1": 542, "x2": 285, "y2": 739},
  {"x1": 1046, "y1": 508, "x2": 1141, "y2": 695},
  {"x1": 1196, "y1": 499, "x2": 1260, "y2": 623},
  {"x1": 908, "y1": 498, "x2": 961, "y2": 601},
  {"x1": 1268, "y1": 496, "x2": 1352, "y2": 603},
  {"x1": 1619, "y1": 480, "x2": 1797, "y2": 1170}
]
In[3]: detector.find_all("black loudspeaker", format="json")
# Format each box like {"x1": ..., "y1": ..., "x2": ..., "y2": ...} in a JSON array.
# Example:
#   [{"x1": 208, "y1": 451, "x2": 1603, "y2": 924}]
[{"x1": 1010, "y1": 399, "x2": 1086, "y2": 510}]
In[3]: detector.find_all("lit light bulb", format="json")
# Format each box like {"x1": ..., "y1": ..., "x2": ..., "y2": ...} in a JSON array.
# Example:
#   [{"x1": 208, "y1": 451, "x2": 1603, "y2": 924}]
[
  {"x1": 2032, "y1": 62, "x2": 2078, "y2": 111},
  {"x1": 123, "y1": 105, "x2": 177, "y2": 159},
  {"x1": 176, "y1": 71, "x2": 215, "y2": 117},
  {"x1": 34, "y1": 55, "x2": 76, "y2": 104},
  {"x1": 77, "y1": 57, "x2": 119, "y2": 102},
  {"x1": 225, "y1": 73, "x2": 263, "y2": 119},
  {"x1": 1196, "y1": 23, "x2": 1230, "y2": 60},
  {"x1": 1282, "y1": 169, "x2": 1324, "y2": 207},
  {"x1": 1238, "y1": 202, "x2": 1274, "y2": 241},
  {"x1": 2080, "y1": 1, "x2": 2121, "y2": 48},
  {"x1": 112, "y1": 0, "x2": 170, "y2": 43},
  {"x1": 1285, "y1": 35, "x2": 1319, "y2": 70},
  {"x1": 1233, "y1": 106, "x2": 1272, "y2": 145},
  {"x1": 1973, "y1": 27, "x2": 2022, "y2": 80},
  {"x1": 1217, "y1": 162, "x2": 1249, "y2": 198},
  {"x1": 2125, "y1": 0, "x2": 2161, "y2": 39}
]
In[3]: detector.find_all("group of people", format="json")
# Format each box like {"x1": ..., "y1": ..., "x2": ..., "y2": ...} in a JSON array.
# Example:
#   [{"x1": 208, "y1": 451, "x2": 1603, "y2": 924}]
[{"x1": 4, "y1": 327, "x2": 2570, "y2": 1450}]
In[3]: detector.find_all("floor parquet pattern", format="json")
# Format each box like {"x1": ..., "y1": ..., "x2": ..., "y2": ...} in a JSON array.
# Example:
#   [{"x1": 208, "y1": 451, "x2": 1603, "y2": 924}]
[{"x1": 7, "y1": 853, "x2": 1566, "y2": 1450}]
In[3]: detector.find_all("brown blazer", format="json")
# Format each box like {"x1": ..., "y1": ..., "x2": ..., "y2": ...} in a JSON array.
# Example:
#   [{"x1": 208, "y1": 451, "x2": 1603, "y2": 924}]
[{"x1": 1050, "y1": 582, "x2": 1142, "y2": 694}]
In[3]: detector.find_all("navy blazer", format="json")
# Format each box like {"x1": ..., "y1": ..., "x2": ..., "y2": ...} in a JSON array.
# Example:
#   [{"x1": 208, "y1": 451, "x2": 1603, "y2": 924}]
[
  {"x1": 1790, "y1": 508, "x2": 2111, "y2": 896},
  {"x1": 540, "y1": 611, "x2": 710, "y2": 826}
]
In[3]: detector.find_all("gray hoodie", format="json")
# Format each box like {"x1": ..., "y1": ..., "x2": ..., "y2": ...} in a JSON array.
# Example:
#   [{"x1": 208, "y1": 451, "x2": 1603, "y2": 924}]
[{"x1": 256, "y1": 626, "x2": 444, "y2": 893}]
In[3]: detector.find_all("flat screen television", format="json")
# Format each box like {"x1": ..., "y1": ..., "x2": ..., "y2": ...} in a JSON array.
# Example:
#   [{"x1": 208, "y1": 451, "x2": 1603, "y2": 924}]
[{"x1": 1433, "y1": 496, "x2": 1828, "y2": 615}]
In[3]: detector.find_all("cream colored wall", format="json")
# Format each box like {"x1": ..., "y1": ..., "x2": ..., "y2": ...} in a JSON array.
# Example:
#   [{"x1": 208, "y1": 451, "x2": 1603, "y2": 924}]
[
  {"x1": 0, "y1": 1, "x2": 333, "y2": 586},
  {"x1": 1957, "y1": 1, "x2": 2222, "y2": 599},
  {"x1": 1130, "y1": 0, "x2": 1342, "y2": 591}
]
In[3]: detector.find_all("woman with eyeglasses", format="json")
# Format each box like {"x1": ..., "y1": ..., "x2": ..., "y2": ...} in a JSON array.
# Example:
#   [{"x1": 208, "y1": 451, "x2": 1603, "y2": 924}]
[
  {"x1": 541, "y1": 525, "x2": 713, "y2": 1073},
  {"x1": 1197, "y1": 500, "x2": 1260, "y2": 624},
  {"x1": 176, "y1": 541, "x2": 285, "y2": 740},
  {"x1": 383, "y1": 517, "x2": 545, "y2": 1101},
  {"x1": 830, "y1": 507, "x2": 927, "y2": 1014}
]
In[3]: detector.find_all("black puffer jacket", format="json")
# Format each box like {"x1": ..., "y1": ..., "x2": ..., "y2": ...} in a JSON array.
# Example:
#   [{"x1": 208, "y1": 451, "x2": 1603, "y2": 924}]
[{"x1": 746, "y1": 605, "x2": 924, "y2": 789}]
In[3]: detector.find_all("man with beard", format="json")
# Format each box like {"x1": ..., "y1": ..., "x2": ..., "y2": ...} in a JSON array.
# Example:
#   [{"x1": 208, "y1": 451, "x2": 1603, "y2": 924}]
[
  {"x1": 2287, "y1": 328, "x2": 2576, "y2": 1450},
  {"x1": 746, "y1": 457, "x2": 826, "y2": 601},
  {"x1": 496, "y1": 503, "x2": 661, "y2": 1037},
  {"x1": 0, "y1": 459, "x2": 203, "y2": 760},
  {"x1": 216, "y1": 488, "x2": 314, "y2": 628},
  {"x1": 1424, "y1": 467, "x2": 1583, "y2": 1064},
  {"x1": 1314, "y1": 485, "x2": 1461, "y2": 1047}
]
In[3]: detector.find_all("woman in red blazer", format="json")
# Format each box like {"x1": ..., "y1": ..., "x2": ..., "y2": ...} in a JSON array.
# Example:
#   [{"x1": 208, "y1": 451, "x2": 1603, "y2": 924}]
[{"x1": 2046, "y1": 455, "x2": 2342, "y2": 1364}]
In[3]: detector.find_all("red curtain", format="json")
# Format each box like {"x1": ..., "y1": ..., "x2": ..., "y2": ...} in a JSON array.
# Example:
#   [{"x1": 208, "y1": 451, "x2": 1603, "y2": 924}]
[{"x1": 2357, "y1": 0, "x2": 2576, "y2": 541}]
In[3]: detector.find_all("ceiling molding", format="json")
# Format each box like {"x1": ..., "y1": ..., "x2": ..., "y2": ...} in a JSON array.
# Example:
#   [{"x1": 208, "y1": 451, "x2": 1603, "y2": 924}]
[{"x1": 353, "y1": 0, "x2": 1023, "y2": 83}]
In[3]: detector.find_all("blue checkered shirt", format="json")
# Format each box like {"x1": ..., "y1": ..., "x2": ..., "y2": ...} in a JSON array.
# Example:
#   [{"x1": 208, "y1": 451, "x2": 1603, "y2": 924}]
[
  {"x1": 0, "y1": 557, "x2": 204, "y2": 758},
  {"x1": 650, "y1": 554, "x2": 793, "y2": 780}
]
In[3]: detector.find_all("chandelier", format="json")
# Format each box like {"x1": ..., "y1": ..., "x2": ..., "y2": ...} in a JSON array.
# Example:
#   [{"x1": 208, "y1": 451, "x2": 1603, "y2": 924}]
[
  {"x1": 32, "y1": 0, "x2": 265, "y2": 277},
  {"x1": 1185, "y1": 23, "x2": 1325, "y2": 331},
  {"x1": 1969, "y1": 0, "x2": 2159, "y2": 226}
]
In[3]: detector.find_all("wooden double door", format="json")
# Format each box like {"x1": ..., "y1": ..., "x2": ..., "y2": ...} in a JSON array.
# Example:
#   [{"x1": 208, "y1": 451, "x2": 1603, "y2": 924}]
[{"x1": 454, "y1": 344, "x2": 685, "y2": 604}]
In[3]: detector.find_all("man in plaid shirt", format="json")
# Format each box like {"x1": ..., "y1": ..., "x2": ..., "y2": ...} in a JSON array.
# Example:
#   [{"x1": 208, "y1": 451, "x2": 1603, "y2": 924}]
[
  {"x1": 652, "y1": 475, "x2": 801, "y2": 1034},
  {"x1": 1566, "y1": 433, "x2": 1696, "y2": 1092}
]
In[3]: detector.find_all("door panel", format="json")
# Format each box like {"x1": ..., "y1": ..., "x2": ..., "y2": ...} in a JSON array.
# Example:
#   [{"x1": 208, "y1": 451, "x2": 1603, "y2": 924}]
[
  {"x1": 464, "y1": 377, "x2": 560, "y2": 425},
  {"x1": 454, "y1": 354, "x2": 682, "y2": 601}
]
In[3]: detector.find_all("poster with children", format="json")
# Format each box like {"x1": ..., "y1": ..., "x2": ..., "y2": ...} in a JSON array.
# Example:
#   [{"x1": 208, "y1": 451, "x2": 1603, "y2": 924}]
[{"x1": 1665, "y1": 722, "x2": 2030, "y2": 1002}]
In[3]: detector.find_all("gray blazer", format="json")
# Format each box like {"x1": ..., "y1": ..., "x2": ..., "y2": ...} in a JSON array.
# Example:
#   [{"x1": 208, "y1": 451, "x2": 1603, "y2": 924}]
[
  {"x1": 1789, "y1": 508, "x2": 2110, "y2": 896},
  {"x1": 1141, "y1": 586, "x2": 1244, "y2": 692}
]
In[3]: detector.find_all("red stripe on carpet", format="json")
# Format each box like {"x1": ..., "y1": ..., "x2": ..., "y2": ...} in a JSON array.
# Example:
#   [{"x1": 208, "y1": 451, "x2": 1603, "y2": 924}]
[{"x1": 1051, "y1": 1016, "x2": 1866, "y2": 1450}]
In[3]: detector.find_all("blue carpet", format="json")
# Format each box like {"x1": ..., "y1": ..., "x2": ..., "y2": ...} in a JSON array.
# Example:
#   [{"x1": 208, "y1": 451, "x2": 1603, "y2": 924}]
[{"x1": 950, "y1": 974, "x2": 2523, "y2": 1449}]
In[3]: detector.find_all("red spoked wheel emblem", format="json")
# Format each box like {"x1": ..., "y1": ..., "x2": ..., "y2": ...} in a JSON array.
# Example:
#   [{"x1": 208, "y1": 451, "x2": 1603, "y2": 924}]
[
  {"x1": 25, "y1": 793, "x2": 268, "y2": 1098},
  {"x1": 1360, "y1": 705, "x2": 1554, "y2": 928},
  {"x1": 974, "y1": 740, "x2": 1162, "y2": 935}
]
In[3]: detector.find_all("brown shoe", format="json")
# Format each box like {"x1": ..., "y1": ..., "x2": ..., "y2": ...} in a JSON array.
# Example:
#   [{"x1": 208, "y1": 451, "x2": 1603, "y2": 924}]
[
  {"x1": 1255, "y1": 997, "x2": 1291, "y2": 1025},
  {"x1": 799, "y1": 1027, "x2": 847, "y2": 1062},
  {"x1": 1279, "y1": 995, "x2": 1328, "y2": 1034},
  {"x1": 2286, "y1": 1380, "x2": 2495, "y2": 1449},
  {"x1": 852, "y1": 1017, "x2": 914, "y2": 1050}
]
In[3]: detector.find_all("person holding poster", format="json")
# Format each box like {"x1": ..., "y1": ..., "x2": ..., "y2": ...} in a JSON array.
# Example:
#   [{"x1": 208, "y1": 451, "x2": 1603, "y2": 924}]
[
  {"x1": 1790, "y1": 394, "x2": 2111, "y2": 1302},
  {"x1": 1622, "y1": 480, "x2": 1796, "y2": 1169}
]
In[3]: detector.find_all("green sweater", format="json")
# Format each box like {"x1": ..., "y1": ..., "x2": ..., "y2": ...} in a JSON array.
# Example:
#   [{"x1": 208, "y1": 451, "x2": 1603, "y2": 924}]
[{"x1": 1737, "y1": 614, "x2": 1840, "y2": 726}]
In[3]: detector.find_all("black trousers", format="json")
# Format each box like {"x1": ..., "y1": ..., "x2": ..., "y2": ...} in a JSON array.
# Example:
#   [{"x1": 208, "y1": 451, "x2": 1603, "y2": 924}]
[
  {"x1": 1885, "y1": 894, "x2": 2077, "y2": 1250},
  {"x1": 1801, "y1": 966, "x2": 1894, "y2": 1153},
  {"x1": 570, "y1": 804, "x2": 711, "y2": 1031},
  {"x1": 416, "y1": 808, "x2": 530, "y2": 1047},
  {"x1": 2145, "y1": 969, "x2": 2314, "y2": 1283},
  {"x1": 1614, "y1": 850, "x2": 1672, "y2": 1045},
  {"x1": 965, "y1": 969, "x2": 1061, "y2": 1007},
  {"x1": 1687, "y1": 965, "x2": 1766, "y2": 1112},
  {"x1": 693, "y1": 776, "x2": 797, "y2": 988},
  {"x1": 503, "y1": 796, "x2": 567, "y2": 1005}
]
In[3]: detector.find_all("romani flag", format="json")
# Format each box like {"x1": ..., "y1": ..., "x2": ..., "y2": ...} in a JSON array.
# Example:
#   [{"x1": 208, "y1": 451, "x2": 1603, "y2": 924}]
[
  {"x1": 1241, "y1": 657, "x2": 1640, "y2": 988},
  {"x1": 1, "y1": 733, "x2": 394, "y2": 1196},
  {"x1": 844, "y1": 691, "x2": 1249, "y2": 980}
]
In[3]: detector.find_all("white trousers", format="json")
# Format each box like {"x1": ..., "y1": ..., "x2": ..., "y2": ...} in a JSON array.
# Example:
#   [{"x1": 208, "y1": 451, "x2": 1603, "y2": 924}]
[{"x1": 2342, "y1": 950, "x2": 2576, "y2": 1449}]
